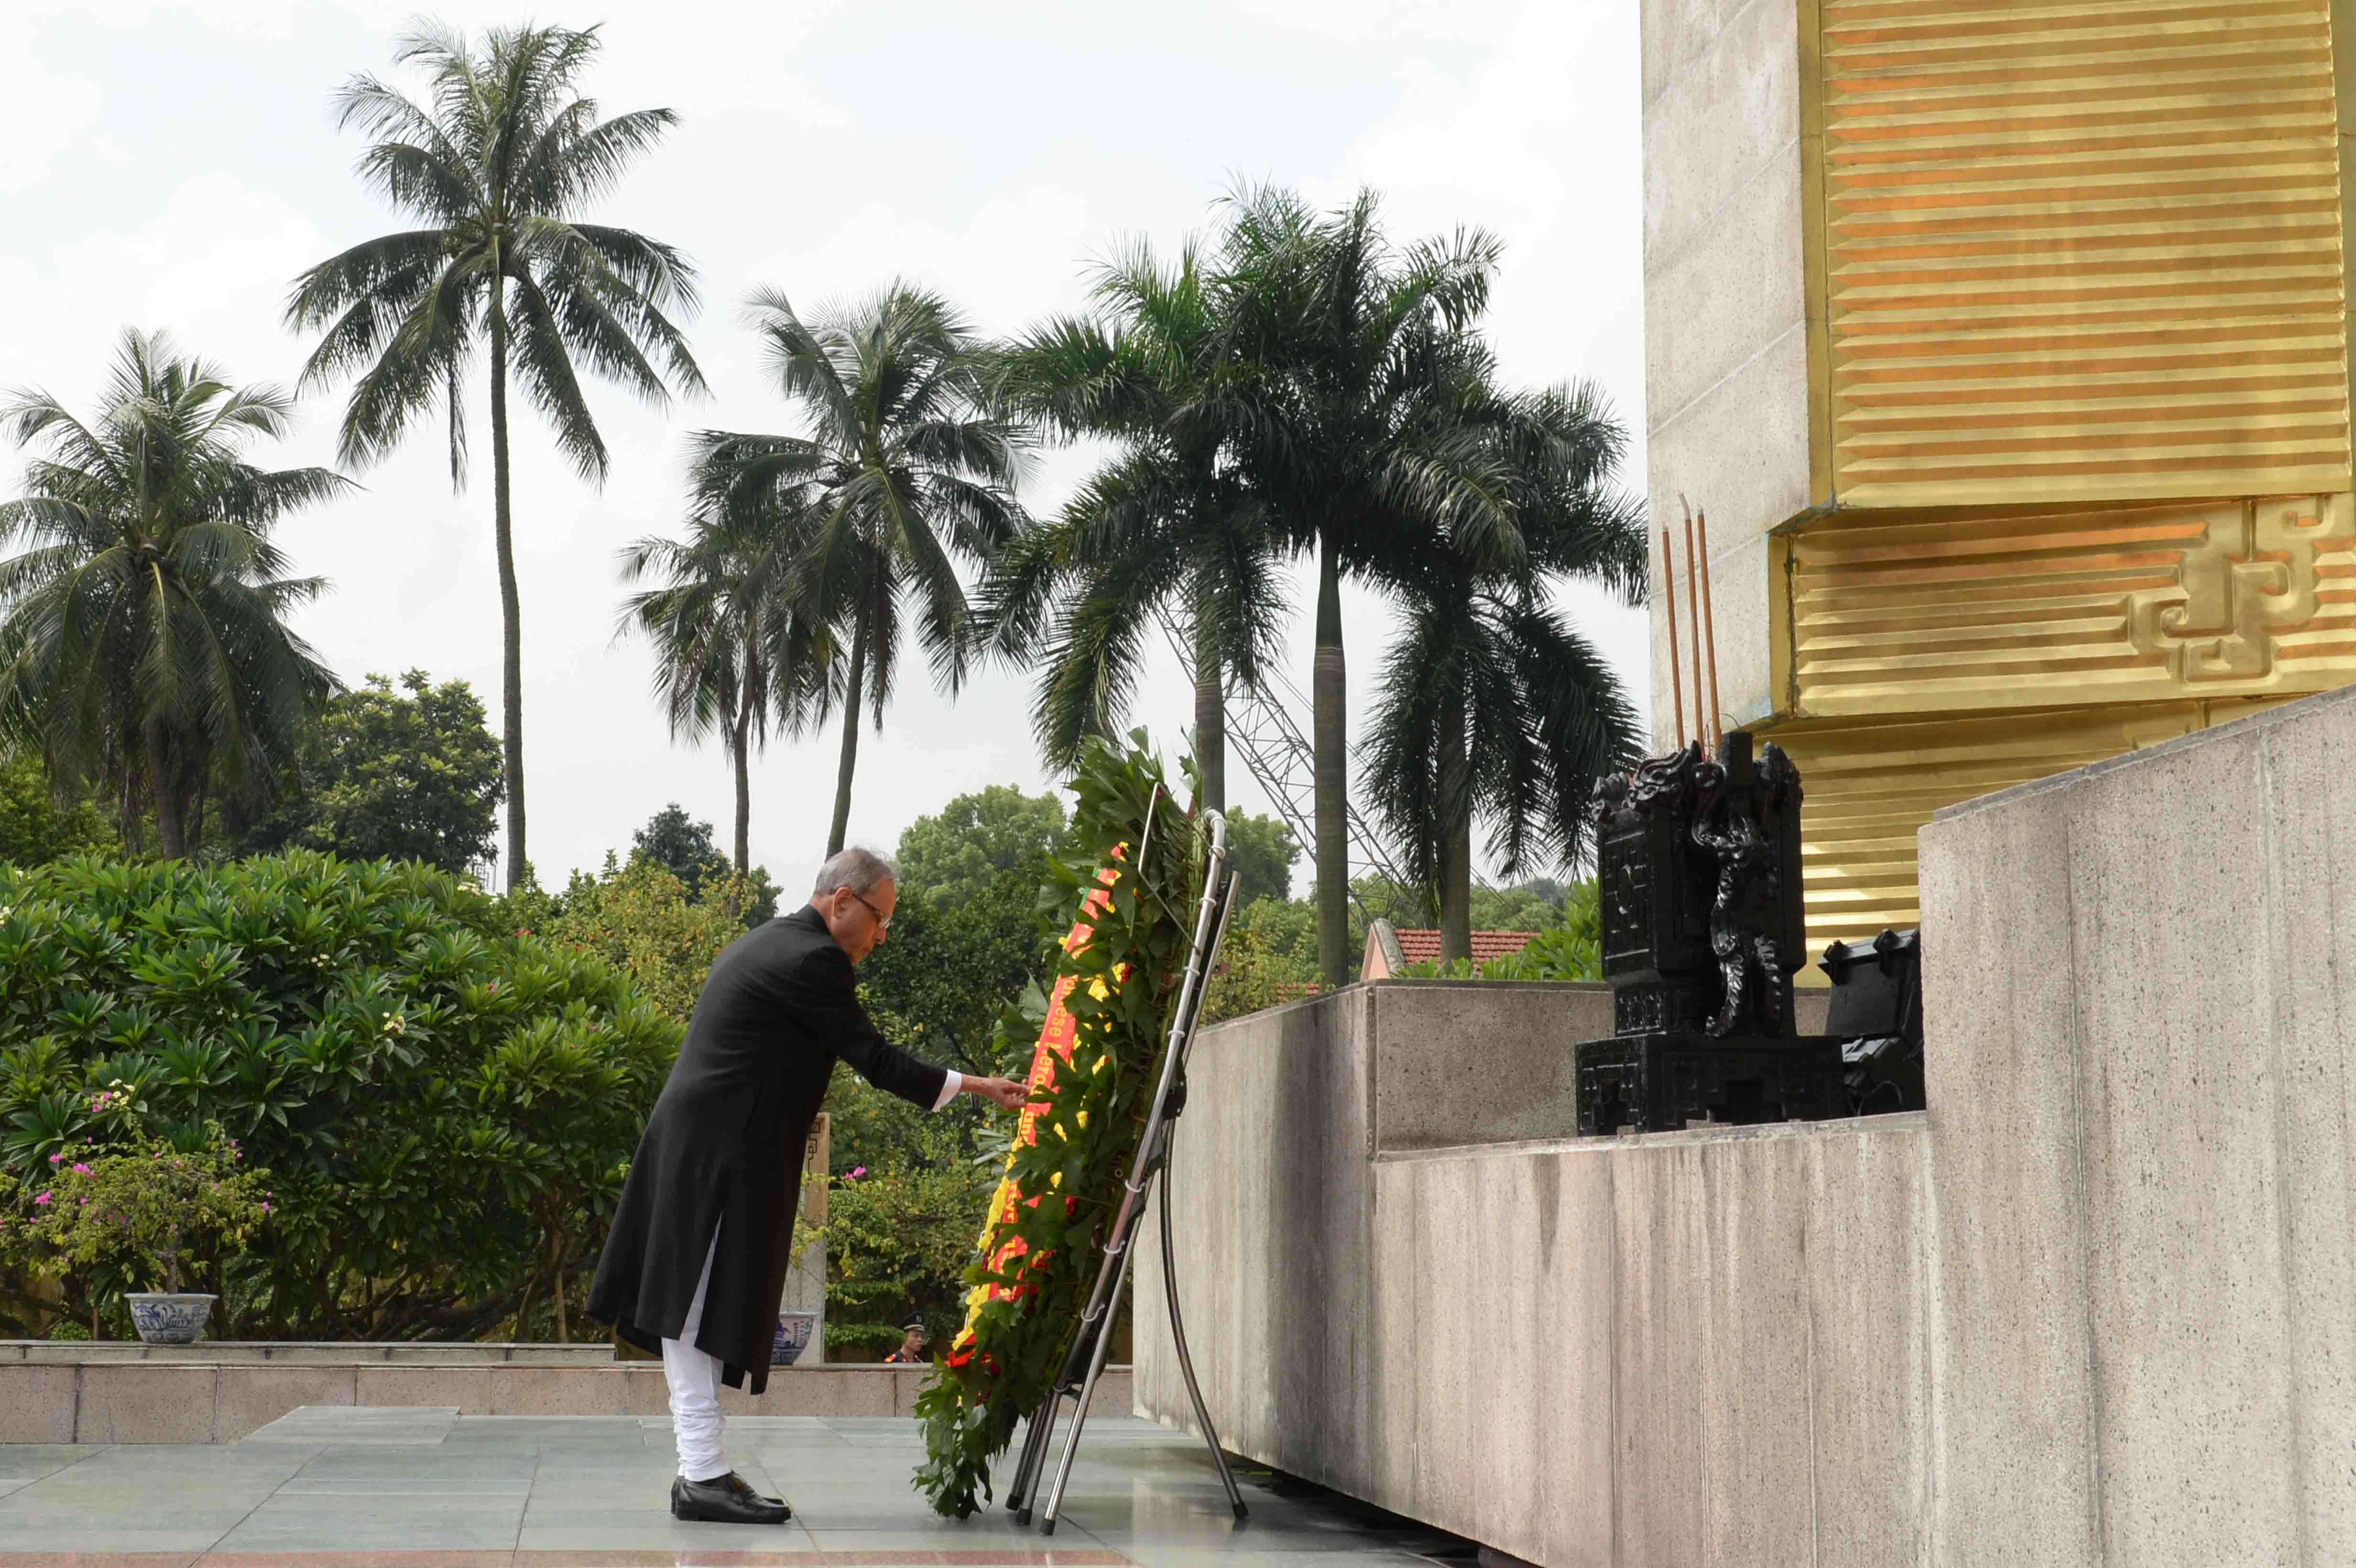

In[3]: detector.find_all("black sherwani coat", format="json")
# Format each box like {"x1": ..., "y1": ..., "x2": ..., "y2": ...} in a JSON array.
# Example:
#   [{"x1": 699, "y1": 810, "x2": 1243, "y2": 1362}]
[{"x1": 585, "y1": 905, "x2": 948, "y2": 1394}]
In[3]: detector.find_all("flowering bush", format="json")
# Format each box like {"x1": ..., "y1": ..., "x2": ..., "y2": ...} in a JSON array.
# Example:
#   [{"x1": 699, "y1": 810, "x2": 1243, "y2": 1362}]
[
  {"x1": 913, "y1": 734, "x2": 1204, "y2": 1516},
  {"x1": 0, "y1": 1116, "x2": 269, "y2": 1296}
]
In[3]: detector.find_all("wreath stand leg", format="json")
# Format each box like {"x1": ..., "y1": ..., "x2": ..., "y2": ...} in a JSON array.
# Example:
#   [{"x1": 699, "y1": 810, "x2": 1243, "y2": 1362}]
[{"x1": 1004, "y1": 812, "x2": 1248, "y2": 1532}]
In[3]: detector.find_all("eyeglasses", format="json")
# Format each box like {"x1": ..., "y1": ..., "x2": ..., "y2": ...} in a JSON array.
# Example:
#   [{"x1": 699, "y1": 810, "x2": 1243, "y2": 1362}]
[{"x1": 848, "y1": 890, "x2": 893, "y2": 933}]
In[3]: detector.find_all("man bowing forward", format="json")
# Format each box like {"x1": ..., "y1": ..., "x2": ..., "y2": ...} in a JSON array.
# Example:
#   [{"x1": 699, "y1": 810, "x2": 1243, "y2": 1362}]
[{"x1": 587, "y1": 847, "x2": 1028, "y2": 1524}]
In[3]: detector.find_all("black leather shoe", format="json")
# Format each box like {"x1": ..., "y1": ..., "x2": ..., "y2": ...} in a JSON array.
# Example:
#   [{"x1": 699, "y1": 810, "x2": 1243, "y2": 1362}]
[
  {"x1": 720, "y1": 1471, "x2": 786, "y2": 1509},
  {"x1": 671, "y1": 1472, "x2": 791, "y2": 1524}
]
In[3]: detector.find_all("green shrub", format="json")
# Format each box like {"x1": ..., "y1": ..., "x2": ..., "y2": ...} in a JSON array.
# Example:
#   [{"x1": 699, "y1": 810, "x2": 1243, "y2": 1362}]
[
  {"x1": 0, "y1": 851, "x2": 678, "y2": 1340},
  {"x1": 825, "y1": 1320, "x2": 906, "y2": 1359}
]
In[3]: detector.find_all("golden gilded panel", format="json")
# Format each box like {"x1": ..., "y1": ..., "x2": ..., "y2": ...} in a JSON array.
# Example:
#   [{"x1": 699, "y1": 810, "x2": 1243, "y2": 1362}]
[
  {"x1": 1785, "y1": 492, "x2": 2356, "y2": 714},
  {"x1": 1767, "y1": 699, "x2": 2282, "y2": 970},
  {"x1": 1817, "y1": 0, "x2": 2353, "y2": 507}
]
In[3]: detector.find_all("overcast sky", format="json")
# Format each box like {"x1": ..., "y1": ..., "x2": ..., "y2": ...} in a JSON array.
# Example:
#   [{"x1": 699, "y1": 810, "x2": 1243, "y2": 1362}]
[{"x1": 0, "y1": 0, "x2": 1647, "y2": 897}]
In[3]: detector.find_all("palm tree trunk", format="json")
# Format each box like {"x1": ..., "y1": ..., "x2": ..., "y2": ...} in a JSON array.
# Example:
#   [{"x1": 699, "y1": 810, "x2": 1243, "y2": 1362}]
[
  {"x1": 1312, "y1": 536, "x2": 1349, "y2": 988},
  {"x1": 1192, "y1": 608, "x2": 1225, "y2": 816},
  {"x1": 1438, "y1": 712, "x2": 1473, "y2": 965},
  {"x1": 488, "y1": 291, "x2": 528, "y2": 889},
  {"x1": 146, "y1": 729, "x2": 187, "y2": 860},
  {"x1": 732, "y1": 679, "x2": 755, "y2": 873},
  {"x1": 828, "y1": 608, "x2": 870, "y2": 859}
]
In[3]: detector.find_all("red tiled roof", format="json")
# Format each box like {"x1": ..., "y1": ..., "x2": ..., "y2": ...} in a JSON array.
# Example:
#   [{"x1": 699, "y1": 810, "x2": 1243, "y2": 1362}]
[{"x1": 1392, "y1": 929, "x2": 1539, "y2": 966}]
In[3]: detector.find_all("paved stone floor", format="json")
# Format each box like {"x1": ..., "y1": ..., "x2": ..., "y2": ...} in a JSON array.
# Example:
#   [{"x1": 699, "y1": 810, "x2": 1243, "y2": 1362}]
[{"x1": 0, "y1": 1406, "x2": 1469, "y2": 1567}]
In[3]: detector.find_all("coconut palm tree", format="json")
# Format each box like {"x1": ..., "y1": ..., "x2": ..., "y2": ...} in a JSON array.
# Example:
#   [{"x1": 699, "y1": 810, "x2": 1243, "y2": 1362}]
[
  {"x1": 692, "y1": 283, "x2": 1028, "y2": 858},
  {"x1": 286, "y1": 20, "x2": 708, "y2": 887},
  {"x1": 1215, "y1": 185, "x2": 1532, "y2": 987},
  {"x1": 616, "y1": 482, "x2": 836, "y2": 876},
  {"x1": 1361, "y1": 380, "x2": 1649, "y2": 961},
  {"x1": 0, "y1": 329, "x2": 346, "y2": 859},
  {"x1": 982, "y1": 239, "x2": 1287, "y2": 813}
]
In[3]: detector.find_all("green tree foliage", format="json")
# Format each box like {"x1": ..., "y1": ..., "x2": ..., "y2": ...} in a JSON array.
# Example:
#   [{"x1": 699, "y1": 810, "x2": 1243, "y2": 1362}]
[
  {"x1": 626, "y1": 804, "x2": 778, "y2": 926},
  {"x1": 288, "y1": 21, "x2": 708, "y2": 888},
  {"x1": 619, "y1": 497, "x2": 831, "y2": 877},
  {"x1": 1200, "y1": 903, "x2": 1317, "y2": 1025},
  {"x1": 1213, "y1": 187, "x2": 1643, "y2": 987},
  {"x1": 894, "y1": 784, "x2": 1070, "y2": 911},
  {"x1": 0, "y1": 754, "x2": 112, "y2": 868},
  {"x1": 1361, "y1": 376, "x2": 1646, "y2": 960},
  {"x1": 630, "y1": 804, "x2": 726, "y2": 903},
  {"x1": 690, "y1": 283, "x2": 1027, "y2": 858},
  {"x1": 506, "y1": 853, "x2": 758, "y2": 1025},
  {"x1": 982, "y1": 237, "x2": 1287, "y2": 813},
  {"x1": 857, "y1": 883, "x2": 1046, "y2": 1081},
  {"x1": 819, "y1": 1110, "x2": 996, "y2": 1354},
  {"x1": 241, "y1": 671, "x2": 502, "y2": 874},
  {"x1": 0, "y1": 329, "x2": 345, "y2": 860},
  {"x1": 1221, "y1": 809, "x2": 1298, "y2": 904},
  {"x1": 1469, "y1": 882, "x2": 1565, "y2": 932},
  {"x1": 0, "y1": 852, "x2": 676, "y2": 1340}
]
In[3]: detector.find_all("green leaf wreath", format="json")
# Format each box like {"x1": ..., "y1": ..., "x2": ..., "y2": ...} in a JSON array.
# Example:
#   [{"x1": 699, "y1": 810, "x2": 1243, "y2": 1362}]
[{"x1": 913, "y1": 732, "x2": 1204, "y2": 1517}]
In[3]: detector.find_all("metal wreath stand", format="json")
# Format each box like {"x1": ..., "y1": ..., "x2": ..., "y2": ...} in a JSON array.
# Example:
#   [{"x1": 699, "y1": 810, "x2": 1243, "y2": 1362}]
[{"x1": 1001, "y1": 801, "x2": 1249, "y2": 1534}]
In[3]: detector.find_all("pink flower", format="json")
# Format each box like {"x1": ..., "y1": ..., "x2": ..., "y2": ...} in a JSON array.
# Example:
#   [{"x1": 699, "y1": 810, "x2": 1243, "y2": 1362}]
[
  {"x1": 47, "y1": 1152, "x2": 61, "y2": 1164},
  {"x1": 849, "y1": 1166, "x2": 867, "y2": 1180},
  {"x1": 32, "y1": 1192, "x2": 49, "y2": 1207},
  {"x1": 70, "y1": 1164, "x2": 89, "y2": 1176},
  {"x1": 261, "y1": 1203, "x2": 272, "y2": 1215}
]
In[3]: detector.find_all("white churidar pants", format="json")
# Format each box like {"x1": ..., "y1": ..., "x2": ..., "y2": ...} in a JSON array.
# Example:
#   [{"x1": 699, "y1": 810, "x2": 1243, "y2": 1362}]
[
  {"x1": 661, "y1": 1230, "x2": 730, "y2": 1482},
  {"x1": 658, "y1": 1074, "x2": 959, "y2": 1484}
]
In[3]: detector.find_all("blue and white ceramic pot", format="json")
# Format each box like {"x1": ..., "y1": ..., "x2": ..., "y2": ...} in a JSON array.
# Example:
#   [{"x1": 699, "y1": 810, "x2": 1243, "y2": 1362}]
[
  {"x1": 126, "y1": 1293, "x2": 217, "y2": 1345},
  {"x1": 773, "y1": 1309, "x2": 818, "y2": 1367}
]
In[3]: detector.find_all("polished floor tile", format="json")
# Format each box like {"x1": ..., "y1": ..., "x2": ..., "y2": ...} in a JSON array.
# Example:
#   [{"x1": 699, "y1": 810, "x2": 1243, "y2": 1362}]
[{"x1": 0, "y1": 1410, "x2": 1462, "y2": 1568}]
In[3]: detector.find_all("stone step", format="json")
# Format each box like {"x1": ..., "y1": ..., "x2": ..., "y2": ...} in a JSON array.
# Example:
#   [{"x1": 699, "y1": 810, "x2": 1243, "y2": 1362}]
[{"x1": 0, "y1": 1356, "x2": 1133, "y2": 1444}]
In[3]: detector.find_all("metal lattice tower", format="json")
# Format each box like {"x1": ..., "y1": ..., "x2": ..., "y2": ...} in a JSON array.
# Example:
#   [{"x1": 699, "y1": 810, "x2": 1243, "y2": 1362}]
[{"x1": 1155, "y1": 614, "x2": 1431, "y2": 918}]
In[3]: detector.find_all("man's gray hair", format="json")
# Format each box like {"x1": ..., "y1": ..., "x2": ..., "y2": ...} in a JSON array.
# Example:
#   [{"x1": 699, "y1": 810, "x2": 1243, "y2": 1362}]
[{"x1": 814, "y1": 846, "x2": 899, "y2": 897}]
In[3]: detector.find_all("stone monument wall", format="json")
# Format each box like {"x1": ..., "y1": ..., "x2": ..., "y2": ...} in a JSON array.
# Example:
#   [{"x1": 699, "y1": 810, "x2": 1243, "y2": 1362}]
[{"x1": 1137, "y1": 686, "x2": 2356, "y2": 1568}]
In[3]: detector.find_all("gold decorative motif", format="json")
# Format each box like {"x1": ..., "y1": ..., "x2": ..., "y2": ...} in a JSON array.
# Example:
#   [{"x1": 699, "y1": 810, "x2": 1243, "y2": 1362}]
[
  {"x1": 1782, "y1": 492, "x2": 2356, "y2": 715},
  {"x1": 2124, "y1": 494, "x2": 2352, "y2": 682}
]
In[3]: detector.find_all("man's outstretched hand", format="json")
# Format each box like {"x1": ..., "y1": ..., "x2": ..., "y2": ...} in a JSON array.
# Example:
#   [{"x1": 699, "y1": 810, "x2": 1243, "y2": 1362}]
[{"x1": 961, "y1": 1075, "x2": 1029, "y2": 1112}]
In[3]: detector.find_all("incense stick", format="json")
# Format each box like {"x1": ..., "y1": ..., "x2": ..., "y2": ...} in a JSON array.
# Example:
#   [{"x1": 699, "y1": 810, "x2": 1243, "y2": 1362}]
[
  {"x1": 1696, "y1": 509, "x2": 1724, "y2": 747},
  {"x1": 1682, "y1": 503, "x2": 1707, "y2": 751},
  {"x1": 1660, "y1": 520, "x2": 1686, "y2": 748}
]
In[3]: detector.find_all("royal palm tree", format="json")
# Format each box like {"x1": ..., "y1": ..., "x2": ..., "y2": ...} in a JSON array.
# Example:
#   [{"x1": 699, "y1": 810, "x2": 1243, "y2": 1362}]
[
  {"x1": 1216, "y1": 185, "x2": 1532, "y2": 986},
  {"x1": 616, "y1": 483, "x2": 835, "y2": 876},
  {"x1": 1361, "y1": 380, "x2": 1649, "y2": 961},
  {"x1": 286, "y1": 20, "x2": 708, "y2": 887},
  {"x1": 0, "y1": 329, "x2": 346, "y2": 859},
  {"x1": 693, "y1": 283, "x2": 1028, "y2": 858},
  {"x1": 982, "y1": 240, "x2": 1287, "y2": 814}
]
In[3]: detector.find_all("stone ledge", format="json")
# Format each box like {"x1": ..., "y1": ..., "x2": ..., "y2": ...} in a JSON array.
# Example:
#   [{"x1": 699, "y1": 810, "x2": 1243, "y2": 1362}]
[
  {"x1": 0, "y1": 1339, "x2": 614, "y2": 1363},
  {"x1": 0, "y1": 1358, "x2": 1132, "y2": 1443}
]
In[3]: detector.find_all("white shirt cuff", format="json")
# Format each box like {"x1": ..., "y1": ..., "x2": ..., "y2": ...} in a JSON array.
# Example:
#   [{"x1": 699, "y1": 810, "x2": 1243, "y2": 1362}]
[{"x1": 931, "y1": 1070, "x2": 962, "y2": 1111}]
